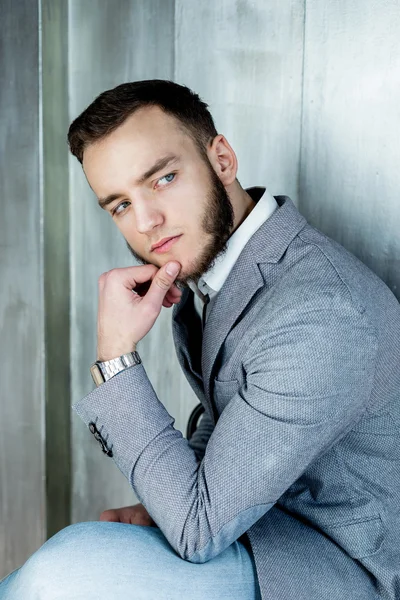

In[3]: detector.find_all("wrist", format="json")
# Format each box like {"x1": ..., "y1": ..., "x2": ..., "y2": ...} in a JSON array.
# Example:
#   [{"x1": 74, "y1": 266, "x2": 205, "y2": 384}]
[{"x1": 97, "y1": 344, "x2": 137, "y2": 362}]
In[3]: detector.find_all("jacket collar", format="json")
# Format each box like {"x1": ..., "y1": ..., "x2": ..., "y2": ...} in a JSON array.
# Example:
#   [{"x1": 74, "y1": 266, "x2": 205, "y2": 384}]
[{"x1": 190, "y1": 186, "x2": 277, "y2": 297}]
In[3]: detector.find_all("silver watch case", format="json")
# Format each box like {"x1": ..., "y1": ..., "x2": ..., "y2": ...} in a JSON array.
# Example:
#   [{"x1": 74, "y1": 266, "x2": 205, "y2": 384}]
[{"x1": 90, "y1": 351, "x2": 141, "y2": 387}]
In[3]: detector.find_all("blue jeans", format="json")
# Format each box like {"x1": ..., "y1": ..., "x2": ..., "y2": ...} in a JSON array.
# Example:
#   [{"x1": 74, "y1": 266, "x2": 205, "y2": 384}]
[{"x1": 0, "y1": 521, "x2": 261, "y2": 599}]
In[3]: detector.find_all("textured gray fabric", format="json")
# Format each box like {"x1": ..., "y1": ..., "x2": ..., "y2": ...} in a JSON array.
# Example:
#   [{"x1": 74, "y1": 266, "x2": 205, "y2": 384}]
[
  {"x1": 187, "y1": 411, "x2": 215, "y2": 463},
  {"x1": 73, "y1": 193, "x2": 400, "y2": 599}
]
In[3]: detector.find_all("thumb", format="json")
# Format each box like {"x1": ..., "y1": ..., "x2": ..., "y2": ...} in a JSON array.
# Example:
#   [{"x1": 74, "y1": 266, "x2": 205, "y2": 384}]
[
  {"x1": 144, "y1": 261, "x2": 181, "y2": 312},
  {"x1": 165, "y1": 261, "x2": 181, "y2": 279}
]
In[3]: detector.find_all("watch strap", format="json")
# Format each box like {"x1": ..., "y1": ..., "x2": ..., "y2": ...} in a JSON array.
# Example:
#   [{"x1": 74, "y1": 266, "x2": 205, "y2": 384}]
[{"x1": 90, "y1": 350, "x2": 141, "y2": 387}]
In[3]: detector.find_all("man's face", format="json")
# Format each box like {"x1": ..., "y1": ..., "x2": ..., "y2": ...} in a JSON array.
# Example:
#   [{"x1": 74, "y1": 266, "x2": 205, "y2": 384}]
[{"x1": 82, "y1": 106, "x2": 235, "y2": 287}]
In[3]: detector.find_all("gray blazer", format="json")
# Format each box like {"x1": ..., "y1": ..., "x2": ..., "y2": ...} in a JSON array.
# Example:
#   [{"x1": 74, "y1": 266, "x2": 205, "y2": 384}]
[{"x1": 73, "y1": 193, "x2": 400, "y2": 600}]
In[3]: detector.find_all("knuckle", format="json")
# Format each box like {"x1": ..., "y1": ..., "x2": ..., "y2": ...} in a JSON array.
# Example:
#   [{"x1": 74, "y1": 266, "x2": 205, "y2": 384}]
[
  {"x1": 100, "y1": 509, "x2": 114, "y2": 520},
  {"x1": 104, "y1": 269, "x2": 118, "y2": 281},
  {"x1": 157, "y1": 276, "x2": 171, "y2": 290},
  {"x1": 98, "y1": 270, "x2": 116, "y2": 285}
]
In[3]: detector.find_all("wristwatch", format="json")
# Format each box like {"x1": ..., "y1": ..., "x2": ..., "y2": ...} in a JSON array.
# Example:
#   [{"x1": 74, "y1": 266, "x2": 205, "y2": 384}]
[{"x1": 90, "y1": 350, "x2": 142, "y2": 387}]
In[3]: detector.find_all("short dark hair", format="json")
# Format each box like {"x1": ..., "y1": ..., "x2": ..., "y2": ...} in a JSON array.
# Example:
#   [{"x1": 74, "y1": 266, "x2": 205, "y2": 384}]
[{"x1": 67, "y1": 79, "x2": 219, "y2": 164}]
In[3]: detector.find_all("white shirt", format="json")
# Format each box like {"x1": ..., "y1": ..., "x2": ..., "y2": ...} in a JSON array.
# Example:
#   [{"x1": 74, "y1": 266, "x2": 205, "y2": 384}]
[{"x1": 187, "y1": 187, "x2": 278, "y2": 322}]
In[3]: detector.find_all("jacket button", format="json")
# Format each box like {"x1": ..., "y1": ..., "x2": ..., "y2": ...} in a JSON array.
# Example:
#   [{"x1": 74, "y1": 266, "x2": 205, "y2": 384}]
[
  {"x1": 98, "y1": 438, "x2": 113, "y2": 457},
  {"x1": 102, "y1": 445, "x2": 113, "y2": 457},
  {"x1": 89, "y1": 422, "x2": 113, "y2": 457},
  {"x1": 89, "y1": 422, "x2": 98, "y2": 434}
]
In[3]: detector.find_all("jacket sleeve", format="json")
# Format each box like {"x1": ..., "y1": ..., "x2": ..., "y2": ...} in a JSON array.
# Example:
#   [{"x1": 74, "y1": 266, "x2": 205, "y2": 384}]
[
  {"x1": 72, "y1": 294, "x2": 377, "y2": 563},
  {"x1": 187, "y1": 410, "x2": 215, "y2": 463}
]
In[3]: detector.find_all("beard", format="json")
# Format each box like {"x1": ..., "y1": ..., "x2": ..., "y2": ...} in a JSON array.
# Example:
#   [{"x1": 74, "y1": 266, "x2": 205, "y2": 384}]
[{"x1": 125, "y1": 160, "x2": 235, "y2": 288}]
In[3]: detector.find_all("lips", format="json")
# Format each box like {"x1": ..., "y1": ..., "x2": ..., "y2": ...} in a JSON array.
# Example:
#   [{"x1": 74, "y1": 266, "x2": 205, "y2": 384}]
[
  {"x1": 151, "y1": 235, "x2": 182, "y2": 253},
  {"x1": 152, "y1": 236, "x2": 176, "y2": 250}
]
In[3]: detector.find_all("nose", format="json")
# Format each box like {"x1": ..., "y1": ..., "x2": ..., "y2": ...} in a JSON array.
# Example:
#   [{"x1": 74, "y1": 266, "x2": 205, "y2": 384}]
[{"x1": 133, "y1": 198, "x2": 164, "y2": 235}]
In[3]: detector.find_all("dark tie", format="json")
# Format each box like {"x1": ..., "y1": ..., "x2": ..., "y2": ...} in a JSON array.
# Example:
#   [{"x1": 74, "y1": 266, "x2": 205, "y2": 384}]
[{"x1": 202, "y1": 293, "x2": 210, "y2": 332}]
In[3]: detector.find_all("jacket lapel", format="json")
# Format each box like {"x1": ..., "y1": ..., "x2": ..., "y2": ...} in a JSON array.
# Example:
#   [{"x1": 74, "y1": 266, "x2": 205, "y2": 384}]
[
  {"x1": 173, "y1": 195, "x2": 307, "y2": 420},
  {"x1": 201, "y1": 259, "x2": 263, "y2": 404},
  {"x1": 172, "y1": 287, "x2": 206, "y2": 404}
]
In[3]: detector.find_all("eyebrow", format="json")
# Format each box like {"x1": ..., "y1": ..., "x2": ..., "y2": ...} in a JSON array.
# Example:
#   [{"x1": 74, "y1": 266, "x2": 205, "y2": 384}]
[{"x1": 98, "y1": 153, "x2": 180, "y2": 210}]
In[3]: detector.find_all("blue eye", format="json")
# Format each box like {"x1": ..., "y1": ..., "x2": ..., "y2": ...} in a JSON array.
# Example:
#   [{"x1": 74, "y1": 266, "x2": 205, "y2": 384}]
[
  {"x1": 112, "y1": 201, "x2": 130, "y2": 216},
  {"x1": 158, "y1": 173, "x2": 175, "y2": 186}
]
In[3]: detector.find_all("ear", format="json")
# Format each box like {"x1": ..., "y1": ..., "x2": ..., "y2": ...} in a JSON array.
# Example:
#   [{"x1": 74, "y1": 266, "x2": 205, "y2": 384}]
[{"x1": 207, "y1": 134, "x2": 238, "y2": 186}]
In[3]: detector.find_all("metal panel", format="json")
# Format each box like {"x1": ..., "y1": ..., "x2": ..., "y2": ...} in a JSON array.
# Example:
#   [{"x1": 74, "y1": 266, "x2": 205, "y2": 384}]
[
  {"x1": 42, "y1": 0, "x2": 71, "y2": 539},
  {"x1": 0, "y1": 0, "x2": 45, "y2": 578},
  {"x1": 175, "y1": 0, "x2": 305, "y2": 203},
  {"x1": 67, "y1": 0, "x2": 195, "y2": 524},
  {"x1": 300, "y1": 0, "x2": 400, "y2": 299}
]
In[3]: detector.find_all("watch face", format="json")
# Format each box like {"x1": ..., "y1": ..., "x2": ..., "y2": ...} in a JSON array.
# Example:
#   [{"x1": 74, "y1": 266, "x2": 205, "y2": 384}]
[{"x1": 90, "y1": 363, "x2": 105, "y2": 387}]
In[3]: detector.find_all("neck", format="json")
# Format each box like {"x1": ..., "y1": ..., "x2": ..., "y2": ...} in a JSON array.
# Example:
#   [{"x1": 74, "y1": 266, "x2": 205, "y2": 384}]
[{"x1": 227, "y1": 181, "x2": 257, "y2": 234}]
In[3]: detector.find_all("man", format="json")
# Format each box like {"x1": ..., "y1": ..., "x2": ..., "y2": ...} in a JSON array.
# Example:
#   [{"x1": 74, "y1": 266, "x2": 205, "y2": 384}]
[{"x1": 1, "y1": 80, "x2": 399, "y2": 599}]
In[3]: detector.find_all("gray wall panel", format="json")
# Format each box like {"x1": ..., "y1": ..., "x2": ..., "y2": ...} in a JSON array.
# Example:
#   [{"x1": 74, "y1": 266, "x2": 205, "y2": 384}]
[
  {"x1": 0, "y1": 0, "x2": 45, "y2": 578},
  {"x1": 175, "y1": 0, "x2": 305, "y2": 203},
  {"x1": 67, "y1": 0, "x2": 199, "y2": 524},
  {"x1": 42, "y1": 0, "x2": 71, "y2": 540},
  {"x1": 300, "y1": 0, "x2": 400, "y2": 298}
]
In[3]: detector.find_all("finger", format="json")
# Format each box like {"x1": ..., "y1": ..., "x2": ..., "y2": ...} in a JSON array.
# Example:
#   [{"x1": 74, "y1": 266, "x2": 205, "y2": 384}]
[
  {"x1": 168, "y1": 285, "x2": 183, "y2": 299},
  {"x1": 135, "y1": 277, "x2": 182, "y2": 299},
  {"x1": 143, "y1": 262, "x2": 181, "y2": 313},
  {"x1": 165, "y1": 286, "x2": 182, "y2": 303},
  {"x1": 138, "y1": 284, "x2": 181, "y2": 307},
  {"x1": 99, "y1": 509, "x2": 120, "y2": 522},
  {"x1": 163, "y1": 296, "x2": 180, "y2": 309},
  {"x1": 119, "y1": 507, "x2": 147, "y2": 526},
  {"x1": 107, "y1": 264, "x2": 159, "y2": 292}
]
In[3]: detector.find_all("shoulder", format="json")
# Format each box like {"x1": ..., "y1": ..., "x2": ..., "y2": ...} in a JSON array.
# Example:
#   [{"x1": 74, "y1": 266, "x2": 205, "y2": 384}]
[
  {"x1": 244, "y1": 225, "x2": 379, "y2": 363},
  {"x1": 257, "y1": 221, "x2": 388, "y2": 320}
]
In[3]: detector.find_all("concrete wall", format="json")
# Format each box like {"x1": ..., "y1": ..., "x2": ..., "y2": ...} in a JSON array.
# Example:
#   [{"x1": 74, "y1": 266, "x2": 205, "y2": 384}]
[
  {"x1": 0, "y1": 0, "x2": 45, "y2": 576},
  {"x1": 1, "y1": 0, "x2": 398, "y2": 578},
  {"x1": 68, "y1": 0, "x2": 179, "y2": 524},
  {"x1": 299, "y1": 0, "x2": 400, "y2": 297}
]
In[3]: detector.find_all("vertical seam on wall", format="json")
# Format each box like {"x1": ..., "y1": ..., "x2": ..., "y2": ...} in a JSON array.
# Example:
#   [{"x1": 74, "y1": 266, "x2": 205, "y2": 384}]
[
  {"x1": 38, "y1": 0, "x2": 47, "y2": 546},
  {"x1": 67, "y1": 0, "x2": 74, "y2": 389},
  {"x1": 42, "y1": 0, "x2": 72, "y2": 538},
  {"x1": 298, "y1": 0, "x2": 307, "y2": 209},
  {"x1": 66, "y1": 0, "x2": 72, "y2": 531},
  {"x1": 173, "y1": 0, "x2": 176, "y2": 81}
]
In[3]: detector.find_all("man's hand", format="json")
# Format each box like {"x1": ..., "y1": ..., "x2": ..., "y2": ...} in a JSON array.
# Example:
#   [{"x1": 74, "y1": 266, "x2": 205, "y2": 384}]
[
  {"x1": 99, "y1": 503, "x2": 158, "y2": 527},
  {"x1": 97, "y1": 261, "x2": 182, "y2": 361}
]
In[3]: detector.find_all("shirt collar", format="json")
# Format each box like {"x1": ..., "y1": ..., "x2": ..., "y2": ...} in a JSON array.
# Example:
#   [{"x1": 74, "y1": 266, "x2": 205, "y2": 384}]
[{"x1": 187, "y1": 186, "x2": 277, "y2": 299}]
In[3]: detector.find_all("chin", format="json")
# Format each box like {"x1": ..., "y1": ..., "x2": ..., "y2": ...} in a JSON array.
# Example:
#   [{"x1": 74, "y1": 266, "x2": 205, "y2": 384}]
[
  {"x1": 175, "y1": 263, "x2": 194, "y2": 287},
  {"x1": 175, "y1": 267, "x2": 190, "y2": 285}
]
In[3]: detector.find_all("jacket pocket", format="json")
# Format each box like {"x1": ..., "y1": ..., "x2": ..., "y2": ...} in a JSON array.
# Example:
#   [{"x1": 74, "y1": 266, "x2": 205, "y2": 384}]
[
  {"x1": 213, "y1": 378, "x2": 239, "y2": 414},
  {"x1": 323, "y1": 514, "x2": 384, "y2": 559}
]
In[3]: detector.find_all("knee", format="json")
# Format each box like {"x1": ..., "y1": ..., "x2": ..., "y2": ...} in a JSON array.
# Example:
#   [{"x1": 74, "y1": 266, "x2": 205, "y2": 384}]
[
  {"x1": 13, "y1": 522, "x2": 164, "y2": 599},
  {"x1": 12, "y1": 522, "x2": 111, "y2": 598},
  {"x1": 29, "y1": 521, "x2": 102, "y2": 566}
]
